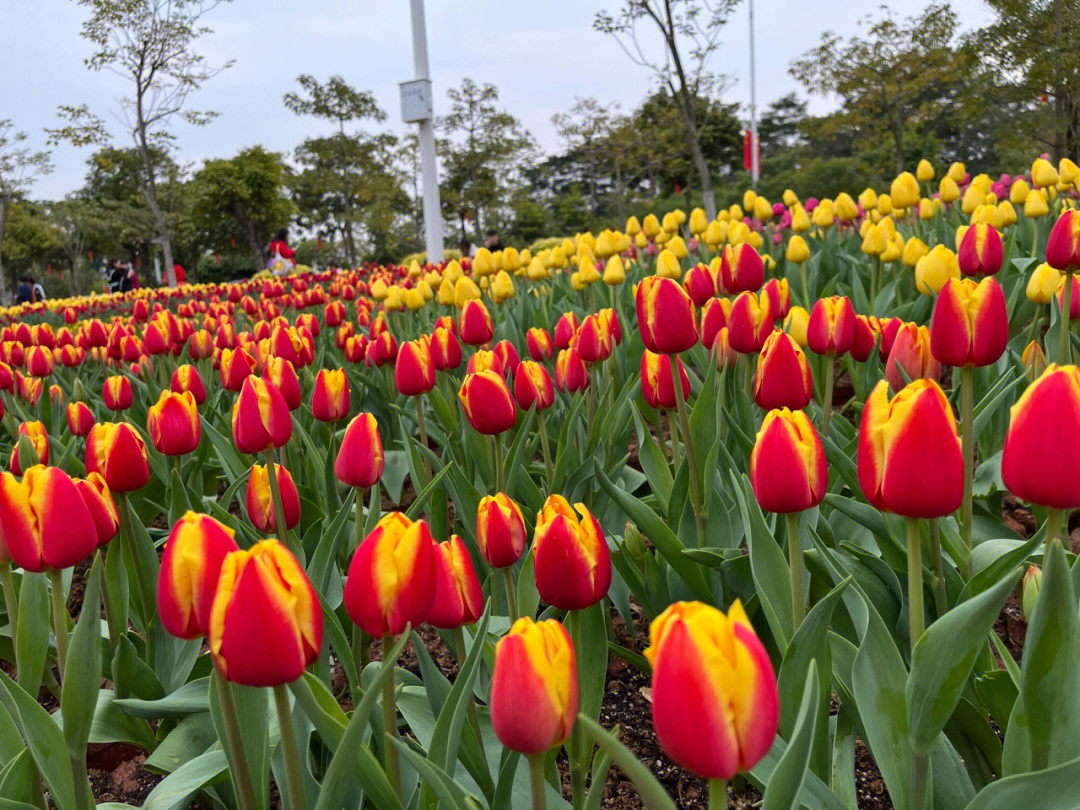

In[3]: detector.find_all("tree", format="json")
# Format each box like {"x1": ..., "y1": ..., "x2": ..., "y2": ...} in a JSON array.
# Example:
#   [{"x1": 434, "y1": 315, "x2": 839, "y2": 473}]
[
  {"x1": 790, "y1": 3, "x2": 967, "y2": 173},
  {"x1": 188, "y1": 146, "x2": 293, "y2": 270},
  {"x1": 595, "y1": 0, "x2": 737, "y2": 218},
  {"x1": 551, "y1": 98, "x2": 618, "y2": 215},
  {"x1": 51, "y1": 0, "x2": 232, "y2": 287},
  {"x1": 0, "y1": 121, "x2": 52, "y2": 300},
  {"x1": 758, "y1": 93, "x2": 808, "y2": 156},
  {"x1": 978, "y1": 0, "x2": 1080, "y2": 161},
  {"x1": 285, "y1": 75, "x2": 399, "y2": 266},
  {"x1": 439, "y1": 79, "x2": 536, "y2": 241}
]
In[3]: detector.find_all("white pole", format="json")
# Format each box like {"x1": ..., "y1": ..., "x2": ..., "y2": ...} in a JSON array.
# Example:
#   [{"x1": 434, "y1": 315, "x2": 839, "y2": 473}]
[
  {"x1": 409, "y1": 0, "x2": 444, "y2": 264},
  {"x1": 749, "y1": 0, "x2": 759, "y2": 186}
]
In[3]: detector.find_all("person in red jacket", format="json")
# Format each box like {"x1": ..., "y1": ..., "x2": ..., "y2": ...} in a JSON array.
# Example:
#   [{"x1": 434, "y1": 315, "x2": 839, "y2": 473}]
[
  {"x1": 173, "y1": 264, "x2": 187, "y2": 284},
  {"x1": 266, "y1": 229, "x2": 295, "y2": 274}
]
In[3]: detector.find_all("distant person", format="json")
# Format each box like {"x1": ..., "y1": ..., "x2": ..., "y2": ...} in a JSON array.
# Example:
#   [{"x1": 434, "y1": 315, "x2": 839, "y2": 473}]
[
  {"x1": 108, "y1": 259, "x2": 127, "y2": 293},
  {"x1": 15, "y1": 277, "x2": 32, "y2": 304},
  {"x1": 173, "y1": 263, "x2": 187, "y2": 284},
  {"x1": 458, "y1": 237, "x2": 475, "y2": 258},
  {"x1": 483, "y1": 230, "x2": 502, "y2": 251},
  {"x1": 128, "y1": 266, "x2": 140, "y2": 290},
  {"x1": 31, "y1": 279, "x2": 46, "y2": 303},
  {"x1": 266, "y1": 229, "x2": 296, "y2": 274}
]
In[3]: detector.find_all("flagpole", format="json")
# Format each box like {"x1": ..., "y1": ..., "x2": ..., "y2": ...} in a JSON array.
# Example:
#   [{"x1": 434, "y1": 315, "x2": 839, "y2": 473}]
[
  {"x1": 408, "y1": 0, "x2": 444, "y2": 264},
  {"x1": 749, "y1": 0, "x2": 759, "y2": 187}
]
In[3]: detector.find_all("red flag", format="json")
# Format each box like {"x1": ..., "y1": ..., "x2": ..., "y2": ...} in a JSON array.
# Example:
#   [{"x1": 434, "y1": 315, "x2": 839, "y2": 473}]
[{"x1": 743, "y1": 129, "x2": 760, "y2": 172}]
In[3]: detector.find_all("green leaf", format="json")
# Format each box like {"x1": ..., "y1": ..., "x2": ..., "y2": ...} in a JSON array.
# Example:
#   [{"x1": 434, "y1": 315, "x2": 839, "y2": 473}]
[
  {"x1": 577, "y1": 713, "x2": 677, "y2": 810},
  {"x1": 312, "y1": 632, "x2": 408, "y2": 810},
  {"x1": 142, "y1": 748, "x2": 228, "y2": 810},
  {"x1": 762, "y1": 660, "x2": 821, "y2": 810},
  {"x1": 906, "y1": 566, "x2": 1021, "y2": 754},
  {"x1": 0, "y1": 669, "x2": 77, "y2": 810},
  {"x1": 144, "y1": 713, "x2": 216, "y2": 775},
  {"x1": 594, "y1": 461, "x2": 711, "y2": 602},
  {"x1": 15, "y1": 572, "x2": 48, "y2": 699},
  {"x1": 1020, "y1": 539, "x2": 1080, "y2": 770},
  {"x1": 388, "y1": 735, "x2": 468, "y2": 810},
  {"x1": 61, "y1": 559, "x2": 102, "y2": 760},
  {"x1": 115, "y1": 676, "x2": 209, "y2": 718},
  {"x1": 961, "y1": 751, "x2": 1080, "y2": 810}
]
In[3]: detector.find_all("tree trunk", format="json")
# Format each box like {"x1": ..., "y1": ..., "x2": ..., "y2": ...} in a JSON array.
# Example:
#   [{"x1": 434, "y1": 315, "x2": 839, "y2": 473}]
[
  {"x1": 135, "y1": 126, "x2": 176, "y2": 288},
  {"x1": 894, "y1": 112, "x2": 905, "y2": 174},
  {"x1": 344, "y1": 220, "x2": 357, "y2": 268},
  {"x1": 232, "y1": 203, "x2": 266, "y2": 270}
]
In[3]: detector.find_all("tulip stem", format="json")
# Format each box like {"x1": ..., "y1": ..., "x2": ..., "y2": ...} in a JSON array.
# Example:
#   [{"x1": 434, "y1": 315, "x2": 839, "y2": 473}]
[
  {"x1": 215, "y1": 673, "x2": 259, "y2": 810},
  {"x1": 0, "y1": 564, "x2": 19, "y2": 656},
  {"x1": 493, "y1": 433, "x2": 506, "y2": 494},
  {"x1": 1059, "y1": 270, "x2": 1074, "y2": 364},
  {"x1": 929, "y1": 519, "x2": 948, "y2": 615},
  {"x1": 502, "y1": 567, "x2": 519, "y2": 622},
  {"x1": 452, "y1": 627, "x2": 488, "y2": 767},
  {"x1": 567, "y1": 609, "x2": 586, "y2": 809},
  {"x1": 708, "y1": 779, "x2": 728, "y2": 810},
  {"x1": 117, "y1": 492, "x2": 154, "y2": 636},
  {"x1": 673, "y1": 360, "x2": 707, "y2": 548},
  {"x1": 668, "y1": 410, "x2": 680, "y2": 472},
  {"x1": 907, "y1": 518, "x2": 926, "y2": 649},
  {"x1": 821, "y1": 355, "x2": 835, "y2": 436},
  {"x1": 381, "y1": 632, "x2": 402, "y2": 802},
  {"x1": 49, "y1": 569, "x2": 69, "y2": 680},
  {"x1": 528, "y1": 753, "x2": 548, "y2": 810},
  {"x1": 273, "y1": 684, "x2": 307, "y2": 810},
  {"x1": 960, "y1": 365, "x2": 975, "y2": 576},
  {"x1": 263, "y1": 451, "x2": 293, "y2": 555},
  {"x1": 1031, "y1": 218, "x2": 1040, "y2": 259},
  {"x1": 786, "y1": 513, "x2": 805, "y2": 629},
  {"x1": 537, "y1": 413, "x2": 554, "y2": 488},
  {"x1": 174, "y1": 454, "x2": 183, "y2": 487},
  {"x1": 415, "y1": 396, "x2": 432, "y2": 483},
  {"x1": 1045, "y1": 510, "x2": 1063, "y2": 556}
]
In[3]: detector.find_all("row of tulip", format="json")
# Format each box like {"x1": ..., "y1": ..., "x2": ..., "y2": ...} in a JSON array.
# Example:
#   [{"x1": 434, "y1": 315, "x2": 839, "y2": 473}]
[{"x1": 0, "y1": 155, "x2": 1079, "y2": 810}]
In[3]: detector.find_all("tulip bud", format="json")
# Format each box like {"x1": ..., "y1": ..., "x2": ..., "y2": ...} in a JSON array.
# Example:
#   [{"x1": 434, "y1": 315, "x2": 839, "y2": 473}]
[
  {"x1": 930, "y1": 277, "x2": 1008, "y2": 368},
  {"x1": 751, "y1": 409, "x2": 827, "y2": 513},
  {"x1": 533, "y1": 495, "x2": 611, "y2": 611},
  {"x1": 72, "y1": 472, "x2": 119, "y2": 548},
  {"x1": 477, "y1": 492, "x2": 527, "y2": 568},
  {"x1": 1022, "y1": 340, "x2": 1048, "y2": 380},
  {"x1": 1002, "y1": 365, "x2": 1080, "y2": 509},
  {"x1": 1027, "y1": 262, "x2": 1061, "y2": 304},
  {"x1": 103, "y1": 375, "x2": 133, "y2": 411},
  {"x1": 459, "y1": 370, "x2": 517, "y2": 435},
  {"x1": 428, "y1": 535, "x2": 484, "y2": 630},
  {"x1": 86, "y1": 422, "x2": 149, "y2": 492},
  {"x1": 700, "y1": 298, "x2": 731, "y2": 349},
  {"x1": 66, "y1": 401, "x2": 95, "y2": 438},
  {"x1": 158, "y1": 512, "x2": 239, "y2": 639},
  {"x1": 858, "y1": 379, "x2": 962, "y2": 517},
  {"x1": 915, "y1": 245, "x2": 960, "y2": 296},
  {"x1": 490, "y1": 617, "x2": 578, "y2": 754},
  {"x1": 636, "y1": 276, "x2": 698, "y2": 354},
  {"x1": 890, "y1": 172, "x2": 919, "y2": 209},
  {"x1": 210, "y1": 539, "x2": 322, "y2": 685},
  {"x1": 247, "y1": 463, "x2": 301, "y2": 533},
  {"x1": 1046, "y1": 209, "x2": 1080, "y2": 271},
  {"x1": 885, "y1": 323, "x2": 940, "y2": 391},
  {"x1": 429, "y1": 325, "x2": 462, "y2": 371},
  {"x1": 719, "y1": 244, "x2": 765, "y2": 294},
  {"x1": 1025, "y1": 189, "x2": 1049, "y2": 218},
  {"x1": 232, "y1": 376, "x2": 292, "y2": 454},
  {"x1": 459, "y1": 299, "x2": 494, "y2": 346},
  {"x1": 834, "y1": 193, "x2": 858, "y2": 222},
  {"x1": 171, "y1": 364, "x2": 207, "y2": 405},
  {"x1": 1021, "y1": 565, "x2": 1042, "y2": 622},
  {"x1": 220, "y1": 348, "x2": 256, "y2": 392},
  {"x1": 264, "y1": 356, "x2": 302, "y2": 410},
  {"x1": 683, "y1": 262, "x2": 716, "y2": 306},
  {"x1": 514, "y1": 361, "x2": 555, "y2": 411},
  {"x1": 312, "y1": 368, "x2": 351, "y2": 421},
  {"x1": 641, "y1": 350, "x2": 690, "y2": 411},
  {"x1": 916, "y1": 159, "x2": 935, "y2": 183},
  {"x1": 1032, "y1": 157, "x2": 1060, "y2": 189},
  {"x1": 806, "y1": 296, "x2": 856, "y2": 357},
  {"x1": 754, "y1": 330, "x2": 813, "y2": 411},
  {"x1": 147, "y1": 390, "x2": 201, "y2": 456},
  {"x1": 344, "y1": 512, "x2": 436, "y2": 638},
  {"x1": 335, "y1": 412, "x2": 384, "y2": 489},
  {"x1": 602, "y1": 255, "x2": 626, "y2": 285},
  {"x1": 0, "y1": 465, "x2": 99, "y2": 571},
  {"x1": 573, "y1": 313, "x2": 613, "y2": 364},
  {"x1": 644, "y1": 601, "x2": 778, "y2": 780},
  {"x1": 728, "y1": 291, "x2": 773, "y2": 354}
]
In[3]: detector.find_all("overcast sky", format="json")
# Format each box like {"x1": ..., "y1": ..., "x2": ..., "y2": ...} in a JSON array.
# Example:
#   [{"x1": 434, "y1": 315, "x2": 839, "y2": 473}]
[{"x1": 2, "y1": 0, "x2": 995, "y2": 200}]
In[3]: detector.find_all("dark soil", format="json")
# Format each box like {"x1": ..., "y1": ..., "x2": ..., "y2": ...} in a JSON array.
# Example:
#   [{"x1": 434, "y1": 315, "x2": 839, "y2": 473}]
[{"x1": 88, "y1": 749, "x2": 164, "y2": 805}]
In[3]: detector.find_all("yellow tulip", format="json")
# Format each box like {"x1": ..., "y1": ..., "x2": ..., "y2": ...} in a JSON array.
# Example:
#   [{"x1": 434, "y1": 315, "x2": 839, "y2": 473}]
[
  {"x1": 861, "y1": 224, "x2": 887, "y2": 256},
  {"x1": 1027, "y1": 263, "x2": 1060, "y2": 304},
  {"x1": 625, "y1": 215, "x2": 641, "y2": 236},
  {"x1": 408, "y1": 259, "x2": 422, "y2": 278},
  {"x1": 947, "y1": 162, "x2": 966, "y2": 183},
  {"x1": 603, "y1": 255, "x2": 626, "y2": 285},
  {"x1": 438, "y1": 277, "x2": 455, "y2": 306},
  {"x1": 492, "y1": 270, "x2": 515, "y2": 301},
  {"x1": 881, "y1": 237, "x2": 902, "y2": 264},
  {"x1": 890, "y1": 172, "x2": 919, "y2": 209},
  {"x1": 914, "y1": 245, "x2": 960, "y2": 296},
  {"x1": 668, "y1": 235, "x2": 690, "y2": 260},
  {"x1": 998, "y1": 200, "x2": 1018, "y2": 227},
  {"x1": 370, "y1": 278, "x2": 389, "y2": 301},
  {"x1": 454, "y1": 276, "x2": 481, "y2": 308},
  {"x1": 791, "y1": 205, "x2": 811, "y2": 232},
  {"x1": 472, "y1": 248, "x2": 493, "y2": 277},
  {"x1": 403, "y1": 287, "x2": 425, "y2": 310},
  {"x1": 634, "y1": 232, "x2": 648, "y2": 249},
  {"x1": 784, "y1": 306, "x2": 810, "y2": 347},
  {"x1": 857, "y1": 188, "x2": 878, "y2": 211},
  {"x1": 689, "y1": 208, "x2": 708, "y2": 235},
  {"x1": 877, "y1": 194, "x2": 893, "y2": 216},
  {"x1": 656, "y1": 249, "x2": 681, "y2": 279},
  {"x1": 729, "y1": 204, "x2": 744, "y2": 221},
  {"x1": 445, "y1": 259, "x2": 464, "y2": 284},
  {"x1": 661, "y1": 212, "x2": 680, "y2": 233},
  {"x1": 1032, "y1": 158, "x2": 1060, "y2": 189},
  {"x1": 703, "y1": 220, "x2": 725, "y2": 247},
  {"x1": 642, "y1": 214, "x2": 661, "y2": 239},
  {"x1": 1025, "y1": 188, "x2": 1049, "y2": 218},
  {"x1": 1010, "y1": 178, "x2": 1030, "y2": 205},
  {"x1": 747, "y1": 231, "x2": 764, "y2": 250},
  {"x1": 835, "y1": 192, "x2": 859, "y2": 221},
  {"x1": 1060, "y1": 158, "x2": 1080, "y2": 186},
  {"x1": 918, "y1": 198, "x2": 935, "y2": 220},
  {"x1": 916, "y1": 159, "x2": 935, "y2": 183},
  {"x1": 753, "y1": 196, "x2": 773, "y2": 221},
  {"x1": 785, "y1": 235, "x2": 810, "y2": 264},
  {"x1": 743, "y1": 189, "x2": 757, "y2": 213},
  {"x1": 527, "y1": 257, "x2": 549, "y2": 281},
  {"x1": 961, "y1": 184, "x2": 984, "y2": 215},
  {"x1": 782, "y1": 189, "x2": 799, "y2": 207},
  {"x1": 901, "y1": 237, "x2": 929, "y2": 267},
  {"x1": 939, "y1": 176, "x2": 960, "y2": 203},
  {"x1": 385, "y1": 285, "x2": 404, "y2": 311},
  {"x1": 595, "y1": 231, "x2": 615, "y2": 258},
  {"x1": 812, "y1": 200, "x2": 835, "y2": 228}
]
